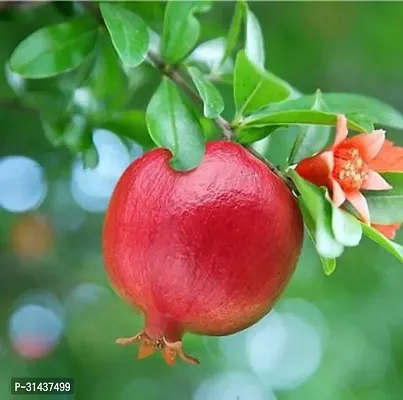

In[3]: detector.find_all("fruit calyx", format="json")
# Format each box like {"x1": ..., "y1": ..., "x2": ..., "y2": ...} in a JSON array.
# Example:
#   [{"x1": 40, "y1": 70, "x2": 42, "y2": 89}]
[{"x1": 116, "y1": 331, "x2": 199, "y2": 366}]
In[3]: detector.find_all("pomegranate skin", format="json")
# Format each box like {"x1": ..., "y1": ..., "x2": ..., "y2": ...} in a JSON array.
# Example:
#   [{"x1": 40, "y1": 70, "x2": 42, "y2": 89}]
[{"x1": 103, "y1": 140, "x2": 303, "y2": 364}]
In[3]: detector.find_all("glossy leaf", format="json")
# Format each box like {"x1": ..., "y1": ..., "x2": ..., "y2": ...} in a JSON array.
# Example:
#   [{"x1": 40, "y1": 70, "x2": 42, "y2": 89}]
[
  {"x1": 146, "y1": 78, "x2": 205, "y2": 171},
  {"x1": 245, "y1": 9, "x2": 265, "y2": 67},
  {"x1": 122, "y1": 2, "x2": 165, "y2": 32},
  {"x1": 251, "y1": 126, "x2": 299, "y2": 167},
  {"x1": 361, "y1": 222, "x2": 403, "y2": 263},
  {"x1": 63, "y1": 114, "x2": 92, "y2": 152},
  {"x1": 41, "y1": 116, "x2": 70, "y2": 147},
  {"x1": 87, "y1": 31, "x2": 128, "y2": 112},
  {"x1": 162, "y1": 1, "x2": 212, "y2": 64},
  {"x1": 234, "y1": 50, "x2": 292, "y2": 117},
  {"x1": 187, "y1": 38, "x2": 233, "y2": 84},
  {"x1": 316, "y1": 195, "x2": 344, "y2": 258},
  {"x1": 220, "y1": 1, "x2": 245, "y2": 66},
  {"x1": 242, "y1": 104, "x2": 370, "y2": 132},
  {"x1": 188, "y1": 66, "x2": 224, "y2": 118},
  {"x1": 320, "y1": 256, "x2": 337, "y2": 276},
  {"x1": 267, "y1": 92, "x2": 403, "y2": 130},
  {"x1": 345, "y1": 112, "x2": 374, "y2": 133},
  {"x1": 324, "y1": 93, "x2": 403, "y2": 130},
  {"x1": 9, "y1": 17, "x2": 98, "y2": 78},
  {"x1": 288, "y1": 169, "x2": 344, "y2": 259},
  {"x1": 365, "y1": 172, "x2": 403, "y2": 224},
  {"x1": 298, "y1": 191, "x2": 337, "y2": 275},
  {"x1": 100, "y1": 3, "x2": 149, "y2": 68},
  {"x1": 289, "y1": 90, "x2": 332, "y2": 164},
  {"x1": 42, "y1": 114, "x2": 92, "y2": 152},
  {"x1": 236, "y1": 126, "x2": 279, "y2": 144},
  {"x1": 331, "y1": 204, "x2": 362, "y2": 247}
]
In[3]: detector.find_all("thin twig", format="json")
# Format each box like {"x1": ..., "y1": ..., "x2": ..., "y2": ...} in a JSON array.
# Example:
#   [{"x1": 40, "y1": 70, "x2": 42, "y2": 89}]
[
  {"x1": 148, "y1": 51, "x2": 233, "y2": 140},
  {"x1": 246, "y1": 145, "x2": 296, "y2": 191},
  {"x1": 82, "y1": 1, "x2": 235, "y2": 140}
]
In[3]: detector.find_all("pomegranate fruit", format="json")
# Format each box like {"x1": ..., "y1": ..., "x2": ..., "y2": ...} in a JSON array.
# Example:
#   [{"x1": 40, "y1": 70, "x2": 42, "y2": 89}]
[{"x1": 103, "y1": 141, "x2": 303, "y2": 365}]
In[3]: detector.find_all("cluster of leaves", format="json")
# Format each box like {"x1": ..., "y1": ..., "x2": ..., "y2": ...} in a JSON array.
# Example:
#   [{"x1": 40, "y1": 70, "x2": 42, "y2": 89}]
[
  {"x1": 289, "y1": 169, "x2": 403, "y2": 274},
  {"x1": 5, "y1": 0, "x2": 403, "y2": 273}
]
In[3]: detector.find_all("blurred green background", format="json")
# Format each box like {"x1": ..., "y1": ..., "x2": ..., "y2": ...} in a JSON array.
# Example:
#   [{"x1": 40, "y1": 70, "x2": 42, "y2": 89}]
[{"x1": 1, "y1": 2, "x2": 403, "y2": 400}]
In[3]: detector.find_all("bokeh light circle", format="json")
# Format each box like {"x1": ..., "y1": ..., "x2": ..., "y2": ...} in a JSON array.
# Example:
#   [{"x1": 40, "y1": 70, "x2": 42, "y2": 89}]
[
  {"x1": 71, "y1": 130, "x2": 134, "y2": 212},
  {"x1": 193, "y1": 371, "x2": 275, "y2": 400},
  {"x1": 0, "y1": 156, "x2": 47, "y2": 212},
  {"x1": 246, "y1": 311, "x2": 323, "y2": 390},
  {"x1": 64, "y1": 283, "x2": 111, "y2": 316},
  {"x1": 9, "y1": 304, "x2": 63, "y2": 360}
]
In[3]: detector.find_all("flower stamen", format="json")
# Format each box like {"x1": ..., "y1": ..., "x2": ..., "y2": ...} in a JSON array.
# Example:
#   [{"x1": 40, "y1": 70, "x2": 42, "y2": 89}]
[{"x1": 333, "y1": 147, "x2": 369, "y2": 191}]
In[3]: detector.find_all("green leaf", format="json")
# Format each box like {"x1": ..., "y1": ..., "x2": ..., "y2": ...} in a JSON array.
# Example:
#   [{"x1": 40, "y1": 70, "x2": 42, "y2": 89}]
[
  {"x1": 187, "y1": 66, "x2": 224, "y2": 118},
  {"x1": 63, "y1": 114, "x2": 92, "y2": 152},
  {"x1": 298, "y1": 197, "x2": 337, "y2": 275},
  {"x1": 100, "y1": 3, "x2": 149, "y2": 68},
  {"x1": 162, "y1": 1, "x2": 212, "y2": 64},
  {"x1": 41, "y1": 115, "x2": 70, "y2": 147},
  {"x1": 316, "y1": 195, "x2": 344, "y2": 259},
  {"x1": 288, "y1": 169, "x2": 344, "y2": 259},
  {"x1": 361, "y1": 222, "x2": 403, "y2": 263},
  {"x1": 345, "y1": 112, "x2": 374, "y2": 133},
  {"x1": 187, "y1": 38, "x2": 233, "y2": 83},
  {"x1": 86, "y1": 31, "x2": 128, "y2": 112},
  {"x1": 242, "y1": 104, "x2": 369, "y2": 133},
  {"x1": 267, "y1": 93, "x2": 403, "y2": 131},
  {"x1": 289, "y1": 90, "x2": 332, "y2": 164},
  {"x1": 100, "y1": 110, "x2": 155, "y2": 150},
  {"x1": 323, "y1": 93, "x2": 403, "y2": 130},
  {"x1": 245, "y1": 9, "x2": 265, "y2": 67},
  {"x1": 236, "y1": 126, "x2": 279, "y2": 144},
  {"x1": 251, "y1": 126, "x2": 299, "y2": 168},
  {"x1": 9, "y1": 17, "x2": 98, "y2": 78},
  {"x1": 188, "y1": 38, "x2": 227, "y2": 71},
  {"x1": 146, "y1": 78, "x2": 205, "y2": 171},
  {"x1": 234, "y1": 50, "x2": 292, "y2": 117},
  {"x1": 220, "y1": 1, "x2": 245, "y2": 66},
  {"x1": 122, "y1": 2, "x2": 165, "y2": 32},
  {"x1": 331, "y1": 204, "x2": 362, "y2": 247},
  {"x1": 42, "y1": 114, "x2": 92, "y2": 152},
  {"x1": 365, "y1": 172, "x2": 403, "y2": 224},
  {"x1": 320, "y1": 256, "x2": 337, "y2": 276},
  {"x1": 82, "y1": 143, "x2": 99, "y2": 169}
]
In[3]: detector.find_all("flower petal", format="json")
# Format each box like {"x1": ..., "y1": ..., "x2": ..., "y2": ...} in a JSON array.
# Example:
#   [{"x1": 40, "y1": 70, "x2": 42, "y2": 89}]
[
  {"x1": 341, "y1": 130, "x2": 385, "y2": 162},
  {"x1": 333, "y1": 114, "x2": 349, "y2": 147},
  {"x1": 295, "y1": 151, "x2": 334, "y2": 188},
  {"x1": 372, "y1": 223, "x2": 401, "y2": 240},
  {"x1": 138, "y1": 343, "x2": 157, "y2": 360},
  {"x1": 331, "y1": 179, "x2": 346, "y2": 207},
  {"x1": 345, "y1": 190, "x2": 370, "y2": 224},
  {"x1": 369, "y1": 139, "x2": 403, "y2": 172},
  {"x1": 361, "y1": 170, "x2": 392, "y2": 190}
]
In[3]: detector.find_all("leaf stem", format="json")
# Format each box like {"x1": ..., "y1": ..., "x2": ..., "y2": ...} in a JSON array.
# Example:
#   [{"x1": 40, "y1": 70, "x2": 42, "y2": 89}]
[
  {"x1": 288, "y1": 132, "x2": 305, "y2": 166},
  {"x1": 81, "y1": 1, "x2": 234, "y2": 140},
  {"x1": 148, "y1": 51, "x2": 233, "y2": 140}
]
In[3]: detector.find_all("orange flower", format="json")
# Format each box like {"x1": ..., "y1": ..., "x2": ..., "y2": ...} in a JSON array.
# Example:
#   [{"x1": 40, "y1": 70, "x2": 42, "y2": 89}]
[
  {"x1": 371, "y1": 223, "x2": 401, "y2": 240},
  {"x1": 369, "y1": 139, "x2": 403, "y2": 172},
  {"x1": 370, "y1": 139, "x2": 403, "y2": 239},
  {"x1": 295, "y1": 114, "x2": 391, "y2": 224}
]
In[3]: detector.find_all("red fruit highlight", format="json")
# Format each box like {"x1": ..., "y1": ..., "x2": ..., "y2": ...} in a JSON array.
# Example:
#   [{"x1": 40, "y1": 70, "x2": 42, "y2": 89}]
[{"x1": 103, "y1": 141, "x2": 303, "y2": 365}]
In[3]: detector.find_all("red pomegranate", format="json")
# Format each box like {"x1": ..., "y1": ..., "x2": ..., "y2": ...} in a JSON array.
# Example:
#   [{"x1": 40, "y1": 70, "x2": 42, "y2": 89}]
[{"x1": 103, "y1": 141, "x2": 303, "y2": 365}]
